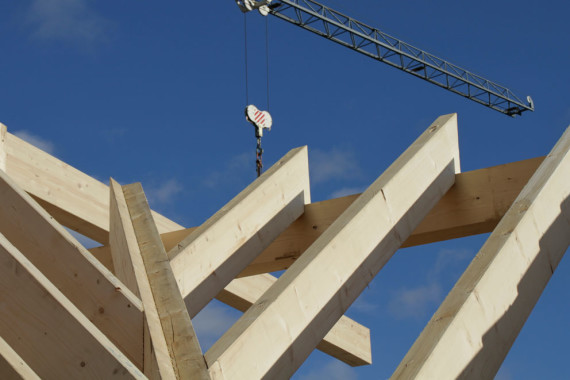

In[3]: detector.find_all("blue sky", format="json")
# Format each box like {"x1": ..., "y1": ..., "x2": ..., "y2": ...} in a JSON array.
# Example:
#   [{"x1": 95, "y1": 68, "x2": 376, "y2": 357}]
[{"x1": 1, "y1": 0, "x2": 569, "y2": 378}]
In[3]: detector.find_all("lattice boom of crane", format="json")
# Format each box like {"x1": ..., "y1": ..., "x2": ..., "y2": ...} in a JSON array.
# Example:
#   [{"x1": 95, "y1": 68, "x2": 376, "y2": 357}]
[
  {"x1": 242, "y1": 0, "x2": 534, "y2": 116},
  {"x1": 0, "y1": 114, "x2": 568, "y2": 378}
]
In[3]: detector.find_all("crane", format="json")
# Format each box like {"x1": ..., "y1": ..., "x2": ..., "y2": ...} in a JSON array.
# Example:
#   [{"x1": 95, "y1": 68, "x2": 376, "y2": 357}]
[{"x1": 236, "y1": 0, "x2": 534, "y2": 117}]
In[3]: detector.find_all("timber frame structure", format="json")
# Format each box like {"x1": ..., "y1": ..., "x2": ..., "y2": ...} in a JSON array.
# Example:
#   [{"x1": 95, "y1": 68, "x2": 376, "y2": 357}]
[{"x1": 0, "y1": 114, "x2": 568, "y2": 379}]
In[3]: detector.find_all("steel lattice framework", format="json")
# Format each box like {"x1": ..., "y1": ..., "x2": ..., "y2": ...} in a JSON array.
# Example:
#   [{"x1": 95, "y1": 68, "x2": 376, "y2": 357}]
[{"x1": 267, "y1": 0, "x2": 534, "y2": 116}]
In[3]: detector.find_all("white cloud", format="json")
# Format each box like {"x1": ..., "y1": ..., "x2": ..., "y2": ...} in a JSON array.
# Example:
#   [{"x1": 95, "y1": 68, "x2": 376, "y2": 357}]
[
  {"x1": 350, "y1": 294, "x2": 378, "y2": 314},
  {"x1": 388, "y1": 282, "x2": 442, "y2": 320},
  {"x1": 297, "y1": 359, "x2": 358, "y2": 380},
  {"x1": 329, "y1": 186, "x2": 365, "y2": 199},
  {"x1": 202, "y1": 152, "x2": 251, "y2": 188},
  {"x1": 13, "y1": 130, "x2": 55, "y2": 154},
  {"x1": 192, "y1": 301, "x2": 239, "y2": 351},
  {"x1": 310, "y1": 148, "x2": 361, "y2": 185},
  {"x1": 146, "y1": 179, "x2": 183, "y2": 204},
  {"x1": 26, "y1": 0, "x2": 110, "y2": 44},
  {"x1": 387, "y1": 248, "x2": 472, "y2": 320}
]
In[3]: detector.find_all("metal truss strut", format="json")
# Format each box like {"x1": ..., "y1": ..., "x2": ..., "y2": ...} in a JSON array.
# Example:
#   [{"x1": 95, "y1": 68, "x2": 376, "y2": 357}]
[{"x1": 267, "y1": 0, "x2": 534, "y2": 116}]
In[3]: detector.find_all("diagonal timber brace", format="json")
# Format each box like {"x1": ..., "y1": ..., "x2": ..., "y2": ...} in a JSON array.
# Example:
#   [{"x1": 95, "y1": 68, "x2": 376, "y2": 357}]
[
  {"x1": 205, "y1": 114, "x2": 460, "y2": 379},
  {"x1": 0, "y1": 128, "x2": 371, "y2": 367}
]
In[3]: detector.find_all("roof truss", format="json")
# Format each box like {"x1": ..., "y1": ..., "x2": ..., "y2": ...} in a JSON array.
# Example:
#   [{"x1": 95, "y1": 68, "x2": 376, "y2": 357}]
[{"x1": 0, "y1": 115, "x2": 568, "y2": 378}]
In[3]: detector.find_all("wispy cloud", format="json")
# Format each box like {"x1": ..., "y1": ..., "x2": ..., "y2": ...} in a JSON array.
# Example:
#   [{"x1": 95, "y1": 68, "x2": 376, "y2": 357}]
[
  {"x1": 310, "y1": 148, "x2": 361, "y2": 185},
  {"x1": 146, "y1": 179, "x2": 183, "y2": 205},
  {"x1": 202, "y1": 152, "x2": 251, "y2": 188},
  {"x1": 388, "y1": 248, "x2": 472, "y2": 320},
  {"x1": 13, "y1": 130, "x2": 55, "y2": 154},
  {"x1": 388, "y1": 282, "x2": 443, "y2": 320},
  {"x1": 192, "y1": 301, "x2": 239, "y2": 351},
  {"x1": 298, "y1": 359, "x2": 358, "y2": 380},
  {"x1": 26, "y1": 0, "x2": 110, "y2": 44}
]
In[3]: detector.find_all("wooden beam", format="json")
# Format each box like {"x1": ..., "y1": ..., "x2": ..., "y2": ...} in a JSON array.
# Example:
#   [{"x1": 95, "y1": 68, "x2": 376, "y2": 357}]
[
  {"x1": 217, "y1": 274, "x2": 372, "y2": 366},
  {"x1": 2, "y1": 129, "x2": 372, "y2": 367},
  {"x1": 239, "y1": 156, "x2": 544, "y2": 276},
  {"x1": 168, "y1": 146, "x2": 311, "y2": 318},
  {"x1": 120, "y1": 181, "x2": 210, "y2": 379},
  {"x1": 0, "y1": 233, "x2": 145, "y2": 379},
  {"x1": 0, "y1": 169, "x2": 145, "y2": 369},
  {"x1": 0, "y1": 336, "x2": 40, "y2": 380},
  {"x1": 205, "y1": 114, "x2": 460, "y2": 379},
  {"x1": 2, "y1": 130, "x2": 182, "y2": 243},
  {"x1": 0, "y1": 123, "x2": 6, "y2": 172},
  {"x1": 110, "y1": 178, "x2": 141, "y2": 296},
  {"x1": 392, "y1": 127, "x2": 570, "y2": 379}
]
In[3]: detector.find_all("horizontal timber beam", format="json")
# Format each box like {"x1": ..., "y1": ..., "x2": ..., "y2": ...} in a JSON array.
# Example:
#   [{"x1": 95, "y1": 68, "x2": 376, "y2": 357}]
[
  {"x1": 205, "y1": 114, "x2": 460, "y2": 379},
  {"x1": 93, "y1": 156, "x2": 541, "y2": 277},
  {"x1": 240, "y1": 155, "x2": 544, "y2": 276},
  {"x1": 169, "y1": 146, "x2": 310, "y2": 318},
  {"x1": 0, "y1": 234, "x2": 145, "y2": 379},
  {"x1": 0, "y1": 126, "x2": 370, "y2": 367},
  {"x1": 392, "y1": 125, "x2": 570, "y2": 379}
]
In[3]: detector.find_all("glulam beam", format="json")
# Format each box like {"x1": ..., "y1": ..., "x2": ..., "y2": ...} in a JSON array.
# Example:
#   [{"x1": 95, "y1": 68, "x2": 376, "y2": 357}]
[
  {"x1": 217, "y1": 274, "x2": 372, "y2": 366},
  {"x1": 1, "y1": 126, "x2": 372, "y2": 367},
  {"x1": 168, "y1": 146, "x2": 310, "y2": 318},
  {"x1": 392, "y1": 126, "x2": 570, "y2": 380},
  {"x1": 2, "y1": 130, "x2": 181, "y2": 243},
  {"x1": 0, "y1": 335, "x2": 40, "y2": 380},
  {"x1": 0, "y1": 234, "x2": 145, "y2": 379},
  {"x1": 93, "y1": 156, "x2": 541, "y2": 278},
  {"x1": 0, "y1": 170, "x2": 145, "y2": 368},
  {"x1": 121, "y1": 182, "x2": 210, "y2": 380},
  {"x1": 239, "y1": 156, "x2": 543, "y2": 276},
  {"x1": 205, "y1": 114, "x2": 460, "y2": 379}
]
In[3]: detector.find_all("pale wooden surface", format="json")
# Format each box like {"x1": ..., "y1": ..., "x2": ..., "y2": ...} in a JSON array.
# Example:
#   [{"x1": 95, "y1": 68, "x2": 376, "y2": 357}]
[
  {"x1": 0, "y1": 123, "x2": 6, "y2": 172},
  {"x1": 2, "y1": 128, "x2": 372, "y2": 367},
  {"x1": 169, "y1": 146, "x2": 310, "y2": 318},
  {"x1": 218, "y1": 273, "x2": 372, "y2": 366},
  {"x1": 392, "y1": 126, "x2": 570, "y2": 380},
  {"x1": 206, "y1": 114, "x2": 460, "y2": 379},
  {"x1": 124, "y1": 182, "x2": 210, "y2": 380},
  {"x1": 109, "y1": 178, "x2": 141, "y2": 296},
  {"x1": 0, "y1": 335, "x2": 40, "y2": 380},
  {"x1": 91, "y1": 157, "x2": 541, "y2": 278},
  {"x1": 0, "y1": 169, "x2": 145, "y2": 369},
  {"x1": 3, "y1": 130, "x2": 183, "y2": 243},
  {"x1": 239, "y1": 156, "x2": 542, "y2": 276},
  {"x1": 0, "y1": 234, "x2": 145, "y2": 379}
]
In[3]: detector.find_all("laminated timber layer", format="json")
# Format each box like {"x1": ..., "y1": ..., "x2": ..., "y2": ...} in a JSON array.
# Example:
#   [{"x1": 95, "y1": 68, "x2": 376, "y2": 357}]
[{"x1": 0, "y1": 115, "x2": 568, "y2": 379}]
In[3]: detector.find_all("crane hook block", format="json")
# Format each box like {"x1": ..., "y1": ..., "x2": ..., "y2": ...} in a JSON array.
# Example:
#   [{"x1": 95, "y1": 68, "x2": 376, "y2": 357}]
[
  {"x1": 245, "y1": 105, "x2": 272, "y2": 138},
  {"x1": 236, "y1": 0, "x2": 272, "y2": 16}
]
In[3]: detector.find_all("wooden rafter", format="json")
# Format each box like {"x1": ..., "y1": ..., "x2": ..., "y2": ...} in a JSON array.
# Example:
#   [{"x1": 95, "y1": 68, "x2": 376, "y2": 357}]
[
  {"x1": 217, "y1": 273, "x2": 372, "y2": 367},
  {"x1": 392, "y1": 126, "x2": 570, "y2": 379},
  {"x1": 0, "y1": 128, "x2": 371, "y2": 367},
  {"x1": 0, "y1": 336, "x2": 40, "y2": 380},
  {"x1": 0, "y1": 234, "x2": 144, "y2": 379},
  {"x1": 205, "y1": 114, "x2": 460, "y2": 379},
  {"x1": 119, "y1": 181, "x2": 210, "y2": 379},
  {"x1": 0, "y1": 169, "x2": 145, "y2": 369},
  {"x1": 91, "y1": 156, "x2": 544, "y2": 277},
  {"x1": 169, "y1": 146, "x2": 310, "y2": 318}
]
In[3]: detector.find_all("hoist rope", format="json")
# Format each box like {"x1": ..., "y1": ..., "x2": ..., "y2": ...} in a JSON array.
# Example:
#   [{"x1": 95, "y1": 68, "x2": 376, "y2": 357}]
[
  {"x1": 243, "y1": 13, "x2": 250, "y2": 107},
  {"x1": 265, "y1": 16, "x2": 270, "y2": 111}
]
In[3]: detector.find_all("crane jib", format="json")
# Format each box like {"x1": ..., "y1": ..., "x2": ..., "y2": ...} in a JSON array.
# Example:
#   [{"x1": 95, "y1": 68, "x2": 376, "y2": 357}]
[{"x1": 237, "y1": 0, "x2": 534, "y2": 117}]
